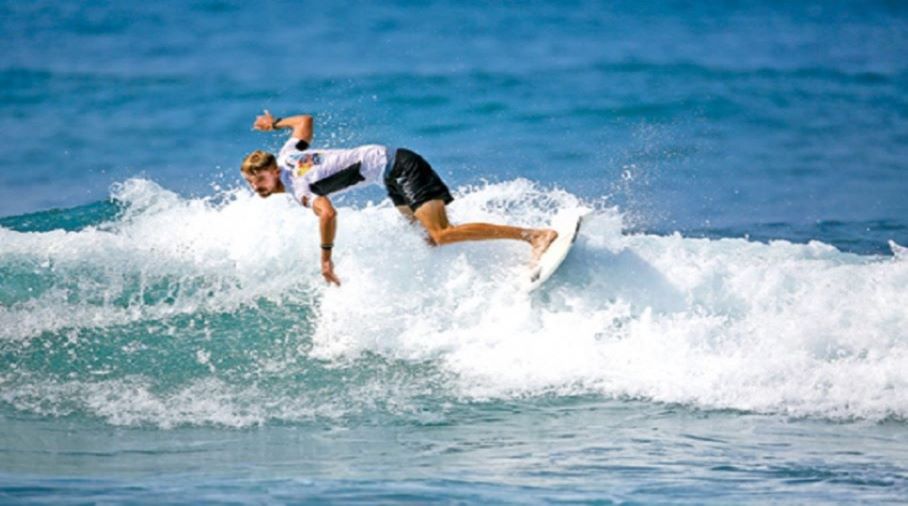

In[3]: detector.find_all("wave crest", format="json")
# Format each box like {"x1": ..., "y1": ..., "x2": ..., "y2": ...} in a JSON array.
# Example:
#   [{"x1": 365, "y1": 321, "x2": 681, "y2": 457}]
[{"x1": 1, "y1": 178, "x2": 906, "y2": 426}]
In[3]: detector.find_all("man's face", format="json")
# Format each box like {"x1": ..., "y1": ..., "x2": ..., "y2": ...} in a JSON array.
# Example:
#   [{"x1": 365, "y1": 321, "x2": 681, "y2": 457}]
[{"x1": 244, "y1": 166, "x2": 281, "y2": 197}]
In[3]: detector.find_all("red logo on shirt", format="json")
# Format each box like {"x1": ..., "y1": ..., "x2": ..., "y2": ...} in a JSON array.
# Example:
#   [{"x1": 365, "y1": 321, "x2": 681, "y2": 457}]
[{"x1": 296, "y1": 153, "x2": 321, "y2": 176}]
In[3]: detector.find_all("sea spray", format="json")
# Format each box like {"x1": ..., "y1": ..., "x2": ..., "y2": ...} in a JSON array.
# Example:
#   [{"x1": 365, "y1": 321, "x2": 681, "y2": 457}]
[{"x1": 1, "y1": 178, "x2": 906, "y2": 428}]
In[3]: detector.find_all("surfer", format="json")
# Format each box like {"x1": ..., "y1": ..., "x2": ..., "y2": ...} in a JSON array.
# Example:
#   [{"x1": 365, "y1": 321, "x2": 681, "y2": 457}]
[{"x1": 242, "y1": 111, "x2": 558, "y2": 286}]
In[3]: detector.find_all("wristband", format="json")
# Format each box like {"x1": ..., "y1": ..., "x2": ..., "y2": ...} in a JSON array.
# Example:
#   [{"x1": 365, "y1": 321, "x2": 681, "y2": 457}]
[
  {"x1": 270, "y1": 117, "x2": 282, "y2": 130},
  {"x1": 320, "y1": 243, "x2": 334, "y2": 251}
]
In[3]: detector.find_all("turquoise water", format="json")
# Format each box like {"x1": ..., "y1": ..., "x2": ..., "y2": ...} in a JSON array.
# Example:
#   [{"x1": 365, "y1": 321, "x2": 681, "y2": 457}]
[{"x1": 2, "y1": 1, "x2": 908, "y2": 503}]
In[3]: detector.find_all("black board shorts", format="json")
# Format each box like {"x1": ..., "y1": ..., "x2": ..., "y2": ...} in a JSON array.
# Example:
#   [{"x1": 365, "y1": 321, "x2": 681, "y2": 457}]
[{"x1": 384, "y1": 148, "x2": 454, "y2": 211}]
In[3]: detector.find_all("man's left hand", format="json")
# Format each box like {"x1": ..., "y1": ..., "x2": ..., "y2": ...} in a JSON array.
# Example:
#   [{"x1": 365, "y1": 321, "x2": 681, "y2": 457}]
[{"x1": 321, "y1": 259, "x2": 341, "y2": 286}]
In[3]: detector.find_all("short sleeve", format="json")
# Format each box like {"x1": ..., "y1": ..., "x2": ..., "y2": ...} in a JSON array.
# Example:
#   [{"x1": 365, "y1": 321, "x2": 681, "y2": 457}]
[{"x1": 276, "y1": 137, "x2": 301, "y2": 169}]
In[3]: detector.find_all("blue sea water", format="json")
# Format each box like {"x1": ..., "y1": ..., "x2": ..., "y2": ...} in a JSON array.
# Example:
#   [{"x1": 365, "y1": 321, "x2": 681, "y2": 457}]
[{"x1": 2, "y1": 0, "x2": 908, "y2": 503}]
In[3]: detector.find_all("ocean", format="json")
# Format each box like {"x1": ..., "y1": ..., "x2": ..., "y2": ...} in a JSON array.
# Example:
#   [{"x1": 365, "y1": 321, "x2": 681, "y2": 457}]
[{"x1": 2, "y1": 0, "x2": 907, "y2": 503}]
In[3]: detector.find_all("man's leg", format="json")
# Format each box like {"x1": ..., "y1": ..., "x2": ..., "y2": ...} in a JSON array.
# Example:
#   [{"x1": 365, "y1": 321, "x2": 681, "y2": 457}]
[
  {"x1": 413, "y1": 199, "x2": 558, "y2": 260},
  {"x1": 396, "y1": 205, "x2": 417, "y2": 223},
  {"x1": 397, "y1": 204, "x2": 436, "y2": 245}
]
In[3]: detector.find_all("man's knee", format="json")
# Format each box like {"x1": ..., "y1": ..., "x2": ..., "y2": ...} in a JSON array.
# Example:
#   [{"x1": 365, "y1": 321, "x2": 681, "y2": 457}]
[{"x1": 427, "y1": 228, "x2": 446, "y2": 245}]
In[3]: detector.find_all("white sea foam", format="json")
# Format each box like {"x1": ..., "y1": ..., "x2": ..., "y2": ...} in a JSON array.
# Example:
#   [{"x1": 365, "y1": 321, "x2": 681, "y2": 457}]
[
  {"x1": 1, "y1": 178, "x2": 906, "y2": 426},
  {"x1": 311, "y1": 180, "x2": 908, "y2": 421}
]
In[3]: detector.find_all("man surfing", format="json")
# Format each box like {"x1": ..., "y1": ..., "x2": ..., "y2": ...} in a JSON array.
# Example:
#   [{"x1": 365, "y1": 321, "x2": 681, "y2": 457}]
[{"x1": 241, "y1": 111, "x2": 557, "y2": 286}]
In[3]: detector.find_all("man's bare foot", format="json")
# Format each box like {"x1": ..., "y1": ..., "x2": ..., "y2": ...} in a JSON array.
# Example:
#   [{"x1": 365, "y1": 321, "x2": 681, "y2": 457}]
[{"x1": 530, "y1": 229, "x2": 558, "y2": 263}]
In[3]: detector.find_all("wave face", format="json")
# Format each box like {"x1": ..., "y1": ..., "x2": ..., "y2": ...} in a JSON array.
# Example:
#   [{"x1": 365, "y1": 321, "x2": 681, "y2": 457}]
[{"x1": 1, "y1": 178, "x2": 906, "y2": 427}]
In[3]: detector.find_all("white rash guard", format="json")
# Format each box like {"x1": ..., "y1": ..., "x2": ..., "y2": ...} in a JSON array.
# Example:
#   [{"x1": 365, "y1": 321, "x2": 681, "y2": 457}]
[{"x1": 277, "y1": 137, "x2": 389, "y2": 206}]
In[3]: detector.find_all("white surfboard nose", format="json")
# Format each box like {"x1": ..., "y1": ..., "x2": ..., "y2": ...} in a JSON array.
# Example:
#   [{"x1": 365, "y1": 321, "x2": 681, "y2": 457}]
[{"x1": 524, "y1": 209, "x2": 588, "y2": 292}]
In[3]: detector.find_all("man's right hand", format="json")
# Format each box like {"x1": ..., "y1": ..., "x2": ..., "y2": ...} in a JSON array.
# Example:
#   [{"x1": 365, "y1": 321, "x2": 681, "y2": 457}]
[
  {"x1": 253, "y1": 111, "x2": 313, "y2": 143},
  {"x1": 253, "y1": 110, "x2": 277, "y2": 131},
  {"x1": 321, "y1": 259, "x2": 341, "y2": 286}
]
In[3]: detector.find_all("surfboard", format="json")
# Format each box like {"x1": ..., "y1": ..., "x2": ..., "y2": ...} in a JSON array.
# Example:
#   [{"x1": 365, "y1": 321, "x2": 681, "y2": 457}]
[{"x1": 525, "y1": 210, "x2": 586, "y2": 292}]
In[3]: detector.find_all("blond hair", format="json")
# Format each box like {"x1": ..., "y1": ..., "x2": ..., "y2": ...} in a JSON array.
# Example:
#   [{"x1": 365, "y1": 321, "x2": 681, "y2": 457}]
[{"x1": 241, "y1": 150, "x2": 277, "y2": 175}]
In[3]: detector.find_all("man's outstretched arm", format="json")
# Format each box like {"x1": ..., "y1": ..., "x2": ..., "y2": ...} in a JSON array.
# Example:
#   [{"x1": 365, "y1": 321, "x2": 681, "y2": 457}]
[
  {"x1": 311, "y1": 195, "x2": 341, "y2": 286},
  {"x1": 253, "y1": 110, "x2": 314, "y2": 145}
]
